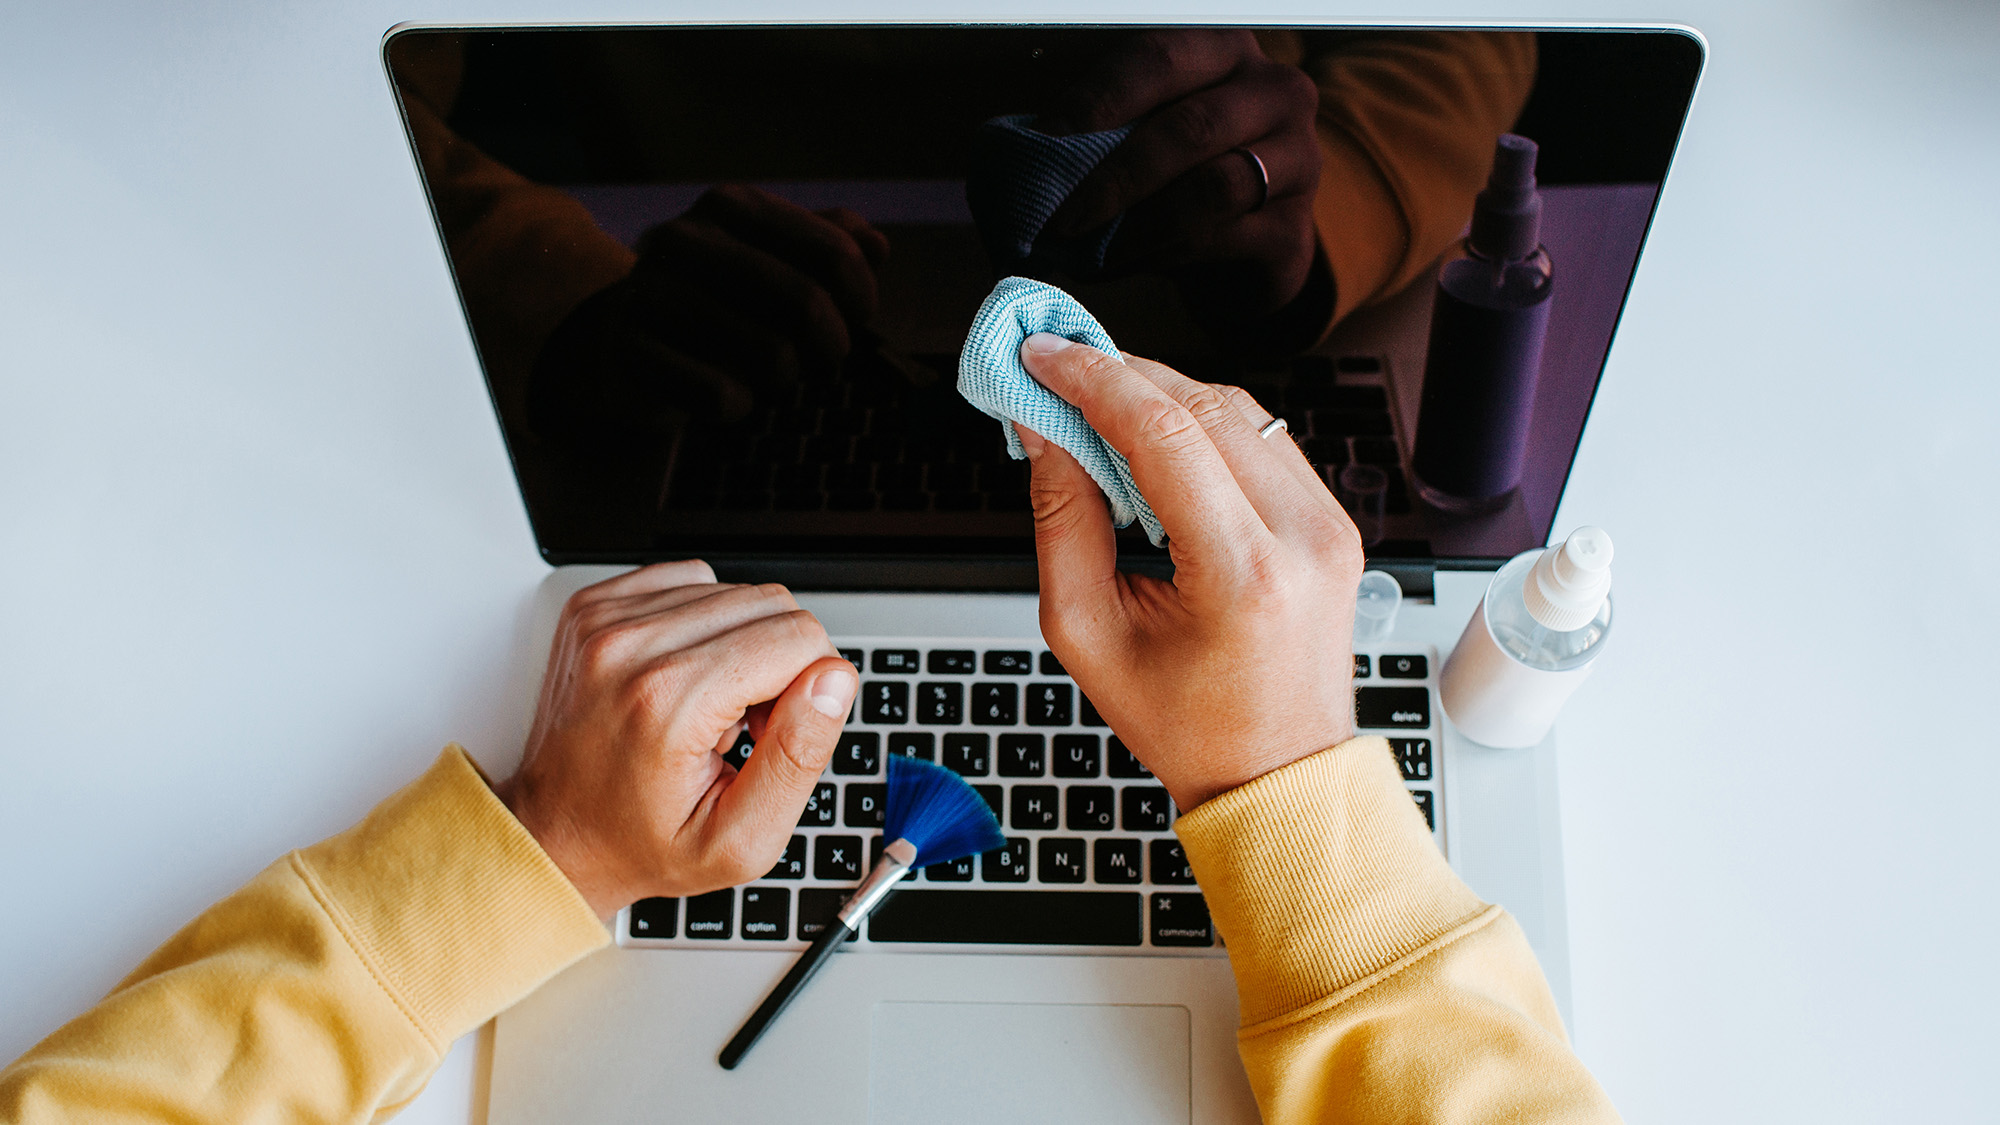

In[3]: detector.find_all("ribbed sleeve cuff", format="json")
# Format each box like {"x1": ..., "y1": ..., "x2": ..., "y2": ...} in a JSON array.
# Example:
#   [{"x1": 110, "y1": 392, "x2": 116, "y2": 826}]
[
  {"x1": 293, "y1": 746, "x2": 609, "y2": 1046},
  {"x1": 1174, "y1": 736, "x2": 1486, "y2": 1028}
]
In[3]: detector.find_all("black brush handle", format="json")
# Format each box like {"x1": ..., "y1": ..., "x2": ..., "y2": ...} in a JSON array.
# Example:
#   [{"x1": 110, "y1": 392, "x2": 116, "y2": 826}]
[{"x1": 717, "y1": 922, "x2": 852, "y2": 1069}]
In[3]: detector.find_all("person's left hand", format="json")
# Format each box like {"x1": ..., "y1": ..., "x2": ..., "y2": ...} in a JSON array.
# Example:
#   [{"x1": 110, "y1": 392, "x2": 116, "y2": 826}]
[
  {"x1": 493, "y1": 561, "x2": 858, "y2": 920},
  {"x1": 1041, "y1": 29, "x2": 1323, "y2": 324}
]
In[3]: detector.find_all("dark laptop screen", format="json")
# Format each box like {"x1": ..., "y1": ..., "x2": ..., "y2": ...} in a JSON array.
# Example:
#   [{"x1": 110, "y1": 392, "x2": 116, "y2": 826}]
[{"x1": 384, "y1": 25, "x2": 1700, "y2": 583}]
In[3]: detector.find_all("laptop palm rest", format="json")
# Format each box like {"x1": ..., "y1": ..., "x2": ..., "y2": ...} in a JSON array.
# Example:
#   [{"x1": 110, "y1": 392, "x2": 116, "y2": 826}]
[{"x1": 870, "y1": 1002, "x2": 1191, "y2": 1124}]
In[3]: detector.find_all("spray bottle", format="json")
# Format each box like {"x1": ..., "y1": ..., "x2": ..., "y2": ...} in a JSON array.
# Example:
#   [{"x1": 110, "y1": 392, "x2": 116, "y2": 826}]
[{"x1": 1440, "y1": 526, "x2": 1613, "y2": 748}]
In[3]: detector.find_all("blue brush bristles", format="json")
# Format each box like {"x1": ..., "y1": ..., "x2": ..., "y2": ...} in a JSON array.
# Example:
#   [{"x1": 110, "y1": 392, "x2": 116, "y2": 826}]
[{"x1": 884, "y1": 754, "x2": 1007, "y2": 867}]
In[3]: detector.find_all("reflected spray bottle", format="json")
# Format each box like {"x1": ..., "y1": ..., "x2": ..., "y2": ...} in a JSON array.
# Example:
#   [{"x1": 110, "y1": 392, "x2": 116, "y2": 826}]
[
  {"x1": 1440, "y1": 526, "x2": 1613, "y2": 748},
  {"x1": 1412, "y1": 134, "x2": 1553, "y2": 513}
]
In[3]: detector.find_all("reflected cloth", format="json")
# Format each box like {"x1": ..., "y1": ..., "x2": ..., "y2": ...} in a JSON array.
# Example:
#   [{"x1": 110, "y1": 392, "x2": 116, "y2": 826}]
[
  {"x1": 965, "y1": 114, "x2": 1133, "y2": 276},
  {"x1": 956, "y1": 277, "x2": 1164, "y2": 546}
]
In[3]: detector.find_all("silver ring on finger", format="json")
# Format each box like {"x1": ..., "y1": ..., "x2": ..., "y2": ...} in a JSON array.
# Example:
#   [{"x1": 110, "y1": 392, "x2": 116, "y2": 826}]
[
  {"x1": 1258, "y1": 416, "x2": 1289, "y2": 440},
  {"x1": 1234, "y1": 146, "x2": 1271, "y2": 213}
]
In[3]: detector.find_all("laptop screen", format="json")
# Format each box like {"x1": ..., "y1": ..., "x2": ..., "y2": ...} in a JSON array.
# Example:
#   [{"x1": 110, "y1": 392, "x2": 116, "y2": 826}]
[{"x1": 384, "y1": 25, "x2": 1700, "y2": 585}]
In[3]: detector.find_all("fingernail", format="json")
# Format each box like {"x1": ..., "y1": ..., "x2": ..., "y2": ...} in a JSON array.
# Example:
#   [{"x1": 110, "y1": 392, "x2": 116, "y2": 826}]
[
  {"x1": 1023, "y1": 332, "x2": 1073, "y2": 355},
  {"x1": 1015, "y1": 424, "x2": 1047, "y2": 461},
  {"x1": 809, "y1": 666, "x2": 856, "y2": 717}
]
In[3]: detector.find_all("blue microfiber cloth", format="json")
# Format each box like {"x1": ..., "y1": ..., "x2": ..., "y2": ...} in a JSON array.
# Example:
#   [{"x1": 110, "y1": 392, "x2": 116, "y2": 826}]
[
  {"x1": 964, "y1": 114, "x2": 1134, "y2": 277},
  {"x1": 957, "y1": 276, "x2": 1165, "y2": 546}
]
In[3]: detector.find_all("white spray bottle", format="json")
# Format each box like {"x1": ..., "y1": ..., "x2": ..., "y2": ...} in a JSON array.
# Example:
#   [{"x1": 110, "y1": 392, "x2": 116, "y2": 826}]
[{"x1": 1440, "y1": 526, "x2": 1613, "y2": 748}]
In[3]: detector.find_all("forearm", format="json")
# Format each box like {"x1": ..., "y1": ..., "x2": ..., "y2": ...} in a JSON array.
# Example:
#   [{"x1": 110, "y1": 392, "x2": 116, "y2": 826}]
[
  {"x1": 1177, "y1": 736, "x2": 1619, "y2": 1125},
  {"x1": 0, "y1": 747, "x2": 608, "y2": 1125}
]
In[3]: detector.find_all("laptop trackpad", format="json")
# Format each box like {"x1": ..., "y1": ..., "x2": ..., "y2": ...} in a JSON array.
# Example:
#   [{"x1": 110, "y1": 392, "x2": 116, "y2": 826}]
[{"x1": 869, "y1": 1002, "x2": 1192, "y2": 1124}]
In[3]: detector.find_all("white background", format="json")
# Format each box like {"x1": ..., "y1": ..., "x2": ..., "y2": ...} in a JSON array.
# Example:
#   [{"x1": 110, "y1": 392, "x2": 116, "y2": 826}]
[{"x1": 3, "y1": 2, "x2": 1996, "y2": 1122}]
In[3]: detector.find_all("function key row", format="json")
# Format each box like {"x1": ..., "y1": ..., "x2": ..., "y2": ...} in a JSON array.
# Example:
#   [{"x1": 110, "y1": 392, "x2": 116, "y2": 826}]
[
  {"x1": 840, "y1": 648, "x2": 1066, "y2": 677},
  {"x1": 820, "y1": 731, "x2": 1151, "y2": 779},
  {"x1": 1353, "y1": 653, "x2": 1428, "y2": 679},
  {"x1": 631, "y1": 887, "x2": 1213, "y2": 947},
  {"x1": 762, "y1": 830, "x2": 1194, "y2": 885},
  {"x1": 859, "y1": 681, "x2": 1105, "y2": 726},
  {"x1": 793, "y1": 781, "x2": 1173, "y2": 833}
]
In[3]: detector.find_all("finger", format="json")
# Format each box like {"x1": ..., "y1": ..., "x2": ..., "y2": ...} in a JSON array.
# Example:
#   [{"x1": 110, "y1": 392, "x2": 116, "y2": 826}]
[
  {"x1": 638, "y1": 218, "x2": 852, "y2": 374},
  {"x1": 1110, "y1": 126, "x2": 1321, "y2": 263},
  {"x1": 817, "y1": 206, "x2": 892, "y2": 270},
  {"x1": 628, "y1": 269, "x2": 806, "y2": 385},
  {"x1": 1043, "y1": 28, "x2": 1253, "y2": 135},
  {"x1": 1119, "y1": 355, "x2": 1337, "y2": 540},
  {"x1": 1016, "y1": 425, "x2": 1121, "y2": 651},
  {"x1": 708, "y1": 655, "x2": 858, "y2": 868},
  {"x1": 571, "y1": 559, "x2": 718, "y2": 608},
  {"x1": 1055, "y1": 62, "x2": 1315, "y2": 236},
  {"x1": 605, "y1": 582, "x2": 814, "y2": 667},
  {"x1": 1018, "y1": 336, "x2": 1269, "y2": 575},
  {"x1": 687, "y1": 185, "x2": 881, "y2": 324},
  {"x1": 1152, "y1": 197, "x2": 1320, "y2": 317},
  {"x1": 1211, "y1": 383, "x2": 1336, "y2": 503}
]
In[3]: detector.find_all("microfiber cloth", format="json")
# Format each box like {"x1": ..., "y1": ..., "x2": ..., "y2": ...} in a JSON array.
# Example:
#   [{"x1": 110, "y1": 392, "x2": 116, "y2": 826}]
[
  {"x1": 964, "y1": 115, "x2": 1134, "y2": 277},
  {"x1": 957, "y1": 276, "x2": 1165, "y2": 546}
]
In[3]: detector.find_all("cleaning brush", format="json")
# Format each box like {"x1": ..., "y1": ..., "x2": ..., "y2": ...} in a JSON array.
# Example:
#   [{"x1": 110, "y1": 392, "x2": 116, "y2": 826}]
[{"x1": 718, "y1": 753, "x2": 1006, "y2": 1069}]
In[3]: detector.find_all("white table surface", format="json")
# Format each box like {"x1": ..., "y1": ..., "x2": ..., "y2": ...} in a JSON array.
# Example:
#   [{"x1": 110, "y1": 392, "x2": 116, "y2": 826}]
[{"x1": 4, "y1": 2, "x2": 1996, "y2": 1122}]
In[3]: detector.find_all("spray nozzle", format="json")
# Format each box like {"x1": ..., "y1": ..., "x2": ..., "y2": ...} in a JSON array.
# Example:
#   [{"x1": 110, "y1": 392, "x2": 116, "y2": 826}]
[
  {"x1": 1469, "y1": 133, "x2": 1543, "y2": 263},
  {"x1": 1524, "y1": 526, "x2": 1613, "y2": 631}
]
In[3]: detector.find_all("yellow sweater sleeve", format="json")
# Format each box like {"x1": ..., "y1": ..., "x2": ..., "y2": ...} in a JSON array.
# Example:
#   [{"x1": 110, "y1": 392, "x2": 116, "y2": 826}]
[
  {"x1": 0, "y1": 747, "x2": 610, "y2": 1125},
  {"x1": 1175, "y1": 736, "x2": 1621, "y2": 1125}
]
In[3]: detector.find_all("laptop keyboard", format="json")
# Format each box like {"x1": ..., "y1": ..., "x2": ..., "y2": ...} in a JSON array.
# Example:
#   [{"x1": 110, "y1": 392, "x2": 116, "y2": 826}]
[{"x1": 621, "y1": 639, "x2": 1445, "y2": 955}]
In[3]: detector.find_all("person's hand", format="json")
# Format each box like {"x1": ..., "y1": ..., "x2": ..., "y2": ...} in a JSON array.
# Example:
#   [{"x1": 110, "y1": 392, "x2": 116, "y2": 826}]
[
  {"x1": 492, "y1": 561, "x2": 859, "y2": 919},
  {"x1": 529, "y1": 184, "x2": 890, "y2": 440},
  {"x1": 1042, "y1": 30, "x2": 1322, "y2": 325},
  {"x1": 1014, "y1": 334, "x2": 1362, "y2": 812}
]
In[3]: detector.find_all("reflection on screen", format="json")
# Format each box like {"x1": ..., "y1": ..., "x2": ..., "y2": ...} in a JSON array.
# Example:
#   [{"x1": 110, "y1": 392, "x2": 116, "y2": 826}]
[{"x1": 385, "y1": 26, "x2": 1699, "y2": 569}]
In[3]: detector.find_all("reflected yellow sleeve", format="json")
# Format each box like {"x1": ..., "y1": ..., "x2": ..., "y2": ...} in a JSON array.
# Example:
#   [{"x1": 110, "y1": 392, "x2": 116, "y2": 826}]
[
  {"x1": 1176, "y1": 736, "x2": 1621, "y2": 1125},
  {"x1": 0, "y1": 747, "x2": 609, "y2": 1125}
]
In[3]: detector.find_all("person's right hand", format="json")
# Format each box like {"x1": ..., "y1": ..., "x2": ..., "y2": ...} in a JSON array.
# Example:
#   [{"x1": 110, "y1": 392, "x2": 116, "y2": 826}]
[
  {"x1": 529, "y1": 184, "x2": 890, "y2": 440},
  {"x1": 1013, "y1": 333, "x2": 1364, "y2": 813},
  {"x1": 492, "y1": 561, "x2": 859, "y2": 920}
]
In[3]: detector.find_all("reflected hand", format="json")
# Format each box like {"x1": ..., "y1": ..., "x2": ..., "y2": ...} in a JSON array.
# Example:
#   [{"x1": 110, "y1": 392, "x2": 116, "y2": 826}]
[
  {"x1": 494, "y1": 561, "x2": 859, "y2": 919},
  {"x1": 1014, "y1": 334, "x2": 1362, "y2": 812},
  {"x1": 1043, "y1": 30, "x2": 1322, "y2": 325},
  {"x1": 530, "y1": 184, "x2": 890, "y2": 441}
]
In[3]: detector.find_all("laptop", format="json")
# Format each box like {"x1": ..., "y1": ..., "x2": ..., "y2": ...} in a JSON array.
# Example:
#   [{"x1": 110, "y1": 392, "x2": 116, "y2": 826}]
[{"x1": 382, "y1": 22, "x2": 1701, "y2": 1124}]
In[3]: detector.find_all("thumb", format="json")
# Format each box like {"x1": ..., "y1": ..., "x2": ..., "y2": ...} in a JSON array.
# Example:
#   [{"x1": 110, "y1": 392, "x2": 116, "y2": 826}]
[
  {"x1": 1019, "y1": 424, "x2": 1120, "y2": 634},
  {"x1": 712, "y1": 656, "x2": 856, "y2": 859}
]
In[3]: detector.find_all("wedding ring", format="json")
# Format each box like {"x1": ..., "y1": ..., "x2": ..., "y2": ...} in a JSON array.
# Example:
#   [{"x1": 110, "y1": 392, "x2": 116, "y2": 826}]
[
  {"x1": 1258, "y1": 416, "x2": 1289, "y2": 439},
  {"x1": 1235, "y1": 146, "x2": 1271, "y2": 212}
]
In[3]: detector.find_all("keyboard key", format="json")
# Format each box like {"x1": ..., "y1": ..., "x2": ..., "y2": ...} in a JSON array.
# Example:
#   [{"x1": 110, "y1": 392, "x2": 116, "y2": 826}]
[
  {"x1": 983, "y1": 837, "x2": 1032, "y2": 882},
  {"x1": 1150, "y1": 893, "x2": 1214, "y2": 946},
  {"x1": 798, "y1": 888, "x2": 853, "y2": 941},
  {"x1": 1122, "y1": 786, "x2": 1173, "y2": 832},
  {"x1": 628, "y1": 896, "x2": 678, "y2": 938},
  {"x1": 916, "y1": 682, "x2": 963, "y2": 724},
  {"x1": 1066, "y1": 786, "x2": 1116, "y2": 831},
  {"x1": 971, "y1": 683, "x2": 1018, "y2": 725},
  {"x1": 838, "y1": 648, "x2": 864, "y2": 670},
  {"x1": 1053, "y1": 734, "x2": 1101, "y2": 777},
  {"x1": 861, "y1": 681, "x2": 909, "y2": 724},
  {"x1": 1038, "y1": 838, "x2": 1087, "y2": 883},
  {"x1": 799, "y1": 783, "x2": 837, "y2": 827},
  {"x1": 889, "y1": 732, "x2": 935, "y2": 762},
  {"x1": 766, "y1": 835, "x2": 807, "y2": 879},
  {"x1": 998, "y1": 734, "x2": 1045, "y2": 776},
  {"x1": 1411, "y1": 790, "x2": 1436, "y2": 831},
  {"x1": 872, "y1": 649, "x2": 920, "y2": 673},
  {"x1": 868, "y1": 889, "x2": 1142, "y2": 945},
  {"x1": 1108, "y1": 736, "x2": 1152, "y2": 778},
  {"x1": 926, "y1": 856, "x2": 976, "y2": 881},
  {"x1": 815, "y1": 835, "x2": 863, "y2": 881},
  {"x1": 1094, "y1": 839, "x2": 1143, "y2": 884},
  {"x1": 832, "y1": 731, "x2": 881, "y2": 774},
  {"x1": 741, "y1": 887, "x2": 789, "y2": 940},
  {"x1": 1011, "y1": 785, "x2": 1059, "y2": 830},
  {"x1": 984, "y1": 650, "x2": 1033, "y2": 675},
  {"x1": 722, "y1": 729, "x2": 755, "y2": 769},
  {"x1": 684, "y1": 889, "x2": 735, "y2": 939},
  {"x1": 1379, "y1": 654, "x2": 1429, "y2": 679},
  {"x1": 1355, "y1": 687, "x2": 1431, "y2": 729},
  {"x1": 943, "y1": 733, "x2": 991, "y2": 776},
  {"x1": 1151, "y1": 839, "x2": 1196, "y2": 884},
  {"x1": 928, "y1": 649, "x2": 976, "y2": 674},
  {"x1": 975, "y1": 785, "x2": 1003, "y2": 820},
  {"x1": 1353, "y1": 654, "x2": 1372, "y2": 678},
  {"x1": 1038, "y1": 651, "x2": 1066, "y2": 675},
  {"x1": 845, "y1": 783, "x2": 886, "y2": 828},
  {"x1": 1390, "y1": 738, "x2": 1432, "y2": 781},
  {"x1": 1079, "y1": 694, "x2": 1108, "y2": 727},
  {"x1": 1025, "y1": 683, "x2": 1073, "y2": 726}
]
